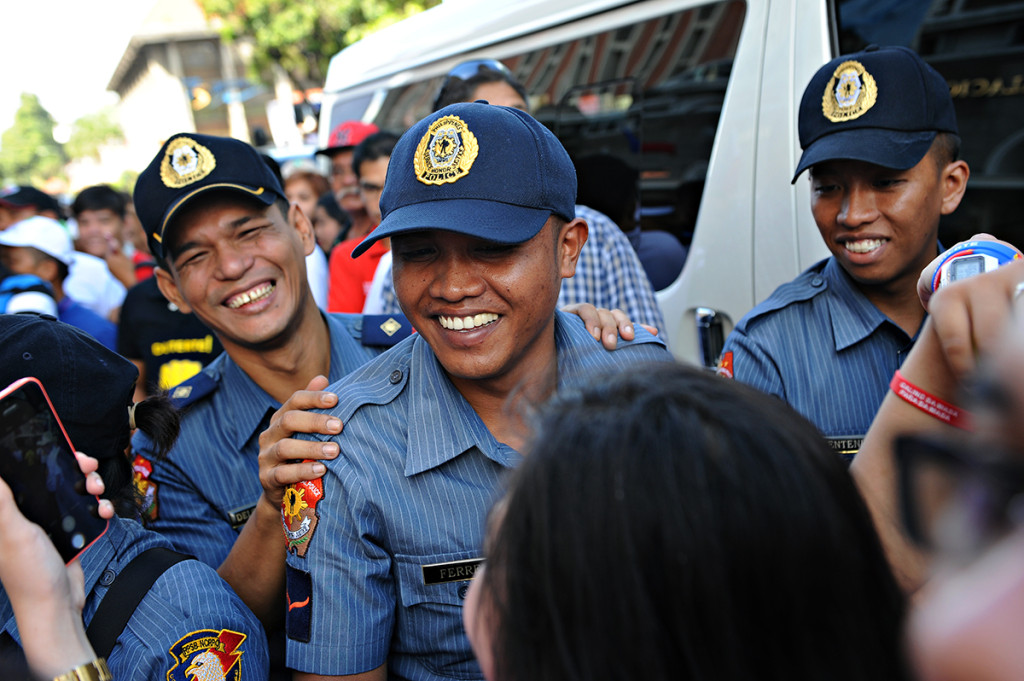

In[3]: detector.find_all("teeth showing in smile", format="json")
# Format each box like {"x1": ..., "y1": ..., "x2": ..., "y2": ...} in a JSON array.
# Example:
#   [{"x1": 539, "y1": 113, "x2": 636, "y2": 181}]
[
  {"x1": 439, "y1": 313, "x2": 499, "y2": 330},
  {"x1": 845, "y1": 239, "x2": 884, "y2": 254},
  {"x1": 227, "y1": 283, "x2": 274, "y2": 309}
]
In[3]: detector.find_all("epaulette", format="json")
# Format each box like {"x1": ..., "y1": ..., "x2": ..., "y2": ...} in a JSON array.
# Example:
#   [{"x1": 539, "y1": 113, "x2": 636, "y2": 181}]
[
  {"x1": 167, "y1": 370, "x2": 219, "y2": 409},
  {"x1": 361, "y1": 313, "x2": 414, "y2": 347},
  {"x1": 740, "y1": 261, "x2": 830, "y2": 327}
]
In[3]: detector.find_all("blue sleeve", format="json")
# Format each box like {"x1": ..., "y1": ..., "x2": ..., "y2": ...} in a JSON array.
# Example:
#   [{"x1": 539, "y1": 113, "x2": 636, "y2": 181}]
[
  {"x1": 106, "y1": 559, "x2": 269, "y2": 681},
  {"x1": 285, "y1": 451, "x2": 393, "y2": 676},
  {"x1": 132, "y1": 431, "x2": 240, "y2": 568},
  {"x1": 719, "y1": 324, "x2": 786, "y2": 399}
]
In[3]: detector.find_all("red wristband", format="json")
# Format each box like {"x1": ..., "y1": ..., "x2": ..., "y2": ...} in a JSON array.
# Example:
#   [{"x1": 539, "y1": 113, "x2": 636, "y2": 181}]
[{"x1": 889, "y1": 370, "x2": 972, "y2": 430}]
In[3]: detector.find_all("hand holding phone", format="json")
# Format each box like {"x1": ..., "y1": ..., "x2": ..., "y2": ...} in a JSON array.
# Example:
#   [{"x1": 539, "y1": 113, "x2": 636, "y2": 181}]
[{"x1": 0, "y1": 378, "x2": 109, "y2": 564}]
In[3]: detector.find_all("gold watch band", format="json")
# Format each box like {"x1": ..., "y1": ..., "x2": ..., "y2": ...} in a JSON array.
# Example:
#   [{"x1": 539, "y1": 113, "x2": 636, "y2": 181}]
[{"x1": 51, "y1": 657, "x2": 113, "y2": 681}]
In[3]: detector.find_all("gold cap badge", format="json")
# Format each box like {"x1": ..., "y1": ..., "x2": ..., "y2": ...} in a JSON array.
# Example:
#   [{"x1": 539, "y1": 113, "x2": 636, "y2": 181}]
[
  {"x1": 413, "y1": 115, "x2": 479, "y2": 186},
  {"x1": 160, "y1": 136, "x2": 217, "y2": 188},
  {"x1": 822, "y1": 60, "x2": 878, "y2": 123}
]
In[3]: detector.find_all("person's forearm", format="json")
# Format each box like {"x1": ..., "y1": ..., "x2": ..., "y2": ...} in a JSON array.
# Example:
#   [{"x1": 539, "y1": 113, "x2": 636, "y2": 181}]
[
  {"x1": 851, "y1": 319, "x2": 959, "y2": 593},
  {"x1": 218, "y1": 494, "x2": 286, "y2": 626},
  {"x1": 16, "y1": 600, "x2": 96, "y2": 679}
]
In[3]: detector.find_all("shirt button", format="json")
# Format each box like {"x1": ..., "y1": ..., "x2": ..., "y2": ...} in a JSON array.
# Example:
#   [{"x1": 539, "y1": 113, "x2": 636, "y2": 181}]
[
  {"x1": 457, "y1": 584, "x2": 470, "y2": 600},
  {"x1": 389, "y1": 370, "x2": 403, "y2": 384},
  {"x1": 99, "y1": 569, "x2": 117, "y2": 586},
  {"x1": 811, "y1": 276, "x2": 824, "y2": 287}
]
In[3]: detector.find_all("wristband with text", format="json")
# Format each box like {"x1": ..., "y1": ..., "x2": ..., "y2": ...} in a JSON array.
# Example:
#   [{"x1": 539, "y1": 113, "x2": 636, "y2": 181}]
[{"x1": 890, "y1": 370, "x2": 972, "y2": 430}]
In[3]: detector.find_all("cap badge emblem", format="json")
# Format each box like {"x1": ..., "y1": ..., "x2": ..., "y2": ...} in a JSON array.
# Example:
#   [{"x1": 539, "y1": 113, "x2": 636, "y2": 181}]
[
  {"x1": 414, "y1": 115, "x2": 479, "y2": 186},
  {"x1": 822, "y1": 60, "x2": 877, "y2": 123},
  {"x1": 160, "y1": 136, "x2": 217, "y2": 189}
]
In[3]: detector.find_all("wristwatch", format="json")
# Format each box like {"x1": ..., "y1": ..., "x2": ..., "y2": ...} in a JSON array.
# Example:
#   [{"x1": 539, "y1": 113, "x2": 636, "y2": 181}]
[
  {"x1": 52, "y1": 658, "x2": 112, "y2": 681},
  {"x1": 932, "y1": 240, "x2": 1022, "y2": 291}
]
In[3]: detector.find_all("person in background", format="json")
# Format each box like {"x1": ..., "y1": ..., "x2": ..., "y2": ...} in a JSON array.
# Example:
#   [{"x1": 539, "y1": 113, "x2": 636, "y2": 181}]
[
  {"x1": 119, "y1": 189, "x2": 156, "y2": 281},
  {"x1": 575, "y1": 153, "x2": 687, "y2": 290},
  {"x1": 117, "y1": 275, "x2": 223, "y2": 402},
  {"x1": 71, "y1": 185, "x2": 137, "y2": 290},
  {"x1": 327, "y1": 131, "x2": 399, "y2": 313},
  {"x1": 283, "y1": 169, "x2": 332, "y2": 311},
  {"x1": 312, "y1": 191, "x2": 350, "y2": 256},
  {"x1": 0, "y1": 216, "x2": 116, "y2": 350},
  {"x1": 464, "y1": 362, "x2": 909, "y2": 681},
  {"x1": 315, "y1": 121, "x2": 380, "y2": 241}
]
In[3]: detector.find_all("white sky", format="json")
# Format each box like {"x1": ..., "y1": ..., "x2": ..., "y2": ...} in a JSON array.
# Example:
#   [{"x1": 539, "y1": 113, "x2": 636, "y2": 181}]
[{"x1": 0, "y1": 0, "x2": 159, "y2": 134}]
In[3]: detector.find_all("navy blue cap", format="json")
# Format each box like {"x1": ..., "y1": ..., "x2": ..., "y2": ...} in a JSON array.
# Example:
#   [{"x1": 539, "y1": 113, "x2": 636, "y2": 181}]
[
  {"x1": 134, "y1": 133, "x2": 288, "y2": 261},
  {"x1": 793, "y1": 45, "x2": 958, "y2": 182},
  {"x1": 0, "y1": 314, "x2": 136, "y2": 461},
  {"x1": 351, "y1": 102, "x2": 576, "y2": 258}
]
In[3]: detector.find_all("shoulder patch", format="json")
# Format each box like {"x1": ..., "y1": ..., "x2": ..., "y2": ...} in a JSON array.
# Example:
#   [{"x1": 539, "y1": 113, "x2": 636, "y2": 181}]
[
  {"x1": 168, "y1": 370, "x2": 219, "y2": 409},
  {"x1": 282, "y1": 478, "x2": 323, "y2": 557},
  {"x1": 167, "y1": 628, "x2": 247, "y2": 681},
  {"x1": 362, "y1": 313, "x2": 415, "y2": 347},
  {"x1": 716, "y1": 351, "x2": 734, "y2": 379},
  {"x1": 132, "y1": 454, "x2": 159, "y2": 523}
]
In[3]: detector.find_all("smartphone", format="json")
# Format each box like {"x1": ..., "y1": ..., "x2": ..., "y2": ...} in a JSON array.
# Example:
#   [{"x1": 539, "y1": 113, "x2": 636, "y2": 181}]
[{"x1": 0, "y1": 377, "x2": 109, "y2": 563}]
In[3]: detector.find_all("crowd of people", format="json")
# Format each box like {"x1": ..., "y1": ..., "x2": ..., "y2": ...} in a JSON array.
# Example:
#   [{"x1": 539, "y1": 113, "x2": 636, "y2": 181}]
[{"x1": 0, "y1": 45, "x2": 1022, "y2": 681}]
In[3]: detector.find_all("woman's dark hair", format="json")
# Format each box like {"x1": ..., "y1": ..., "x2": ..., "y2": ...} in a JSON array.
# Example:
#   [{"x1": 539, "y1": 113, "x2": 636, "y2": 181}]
[
  {"x1": 104, "y1": 392, "x2": 181, "y2": 518},
  {"x1": 481, "y1": 363, "x2": 908, "y2": 681}
]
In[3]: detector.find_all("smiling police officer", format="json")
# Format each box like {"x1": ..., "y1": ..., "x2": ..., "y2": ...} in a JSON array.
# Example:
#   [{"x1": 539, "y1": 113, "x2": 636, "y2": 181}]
[
  {"x1": 718, "y1": 46, "x2": 970, "y2": 458},
  {"x1": 283, "y1": 102, "x2": 668, "y2": 681}
]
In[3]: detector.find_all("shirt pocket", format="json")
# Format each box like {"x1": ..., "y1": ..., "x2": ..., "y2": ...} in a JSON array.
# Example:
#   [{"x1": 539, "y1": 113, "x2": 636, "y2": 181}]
[{"x1": 393, "y1": 551, "x2": 482, "y2": 680}]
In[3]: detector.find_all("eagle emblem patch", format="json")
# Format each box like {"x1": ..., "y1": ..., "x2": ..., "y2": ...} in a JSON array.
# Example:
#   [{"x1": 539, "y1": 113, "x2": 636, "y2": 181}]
[
  {"x1": 414, "y1": 115, "x2": 479, "y2": 186},
  {"x1": 822, "y1": 60, "x2": 878, "y2": 123},
  {"x1": 167, "y1": 629, "x2": 246, "y2": 681}
]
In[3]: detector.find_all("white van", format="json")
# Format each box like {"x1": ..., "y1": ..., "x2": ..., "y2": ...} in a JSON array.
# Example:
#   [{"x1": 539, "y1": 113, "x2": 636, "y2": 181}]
[{"x1": 318, "y1": 0, "x2": 1024, "y2": 365}]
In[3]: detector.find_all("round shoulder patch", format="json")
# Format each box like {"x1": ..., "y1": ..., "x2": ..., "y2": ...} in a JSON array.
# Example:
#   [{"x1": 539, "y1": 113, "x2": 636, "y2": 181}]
[
  {"x1": 413, "y1": 115, "x2": 479, "y2": 186},
  {"x1": 821, "y1": 60, "x2": 878, "y2": 123},
  {"x1": 160, "y1": 136, "x2": 217, "y2": 189}
]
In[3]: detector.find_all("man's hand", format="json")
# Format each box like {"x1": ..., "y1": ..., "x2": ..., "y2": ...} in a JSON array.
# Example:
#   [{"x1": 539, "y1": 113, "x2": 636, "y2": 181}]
[
  {"x1": 258, "y1": 375, "x2": 342, "y2": 508},
  {"x1": 562, "y1": 302, "x2": 658, "y2": 350}
]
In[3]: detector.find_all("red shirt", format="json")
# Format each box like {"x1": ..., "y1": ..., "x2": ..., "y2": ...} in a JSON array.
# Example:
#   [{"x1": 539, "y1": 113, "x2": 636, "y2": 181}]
[{"x1": 327, "y1": 236, "x2": 389, "y2": 313}]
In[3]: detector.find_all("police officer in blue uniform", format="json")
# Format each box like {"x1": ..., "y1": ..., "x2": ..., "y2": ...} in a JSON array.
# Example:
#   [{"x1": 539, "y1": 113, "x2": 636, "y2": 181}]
[
  {"x1": 283, "y1": 102, "x2": 669, "y2": 681},
  {"x1": 129, "y1": 133, "x2": 414, "y2": 571},
  {"x1": 718, "y1": 46, "x2": 970, "y2": 458},
  {"x1": 0, "y1": 314, "x2": 269, "y2": 681}
]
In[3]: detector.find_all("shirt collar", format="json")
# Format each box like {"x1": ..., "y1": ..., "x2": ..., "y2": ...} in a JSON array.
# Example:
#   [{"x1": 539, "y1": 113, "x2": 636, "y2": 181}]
[{"x1": 823, "y1": 257, "x2": 904, "y2": 351}]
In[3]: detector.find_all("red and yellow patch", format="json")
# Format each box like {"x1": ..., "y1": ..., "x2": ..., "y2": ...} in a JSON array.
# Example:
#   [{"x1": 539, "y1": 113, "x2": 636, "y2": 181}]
[
  {"x1": 716, "y1": 351, "x2": 734, "y2": 379},
  {"x1": 282, "y1": 475, "x2": 322, "y2": 558},
  {"x1": 132, "y1": 453, "x2": 158, "y2": 522}
]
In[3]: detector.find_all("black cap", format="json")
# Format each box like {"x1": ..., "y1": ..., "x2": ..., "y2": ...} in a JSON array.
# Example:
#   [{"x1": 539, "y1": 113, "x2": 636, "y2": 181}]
[
  {"x1": 0, "y1": 186, "x2": 61, "y2": 216},
  {"x1": 0, "y1": 314, "x2": 136, "y2": 460},
  {"x1": 793, "y1": 45, "x2": 958, "y2": 182},
  {"x1": 134, "y1": 133, "x2": 288, "y2": 261}
]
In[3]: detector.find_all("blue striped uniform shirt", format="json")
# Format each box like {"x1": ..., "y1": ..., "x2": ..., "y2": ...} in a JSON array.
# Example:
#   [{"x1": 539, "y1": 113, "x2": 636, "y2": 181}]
[
  {"x1": 375, "y1": 206, "x2": 667, "y2": 332},
  {"x1": 285, "y1": 310, "x2": 668, "y2": 679},
  {"x1": 132, "y1": 313, "x2": 382, "y2": 568},
  {"x1": 720, "y1": 257, "x2": 917, "y2": 454},
  {"x1": 0, "y1": 516, "x2": 268, "y2": 680}
]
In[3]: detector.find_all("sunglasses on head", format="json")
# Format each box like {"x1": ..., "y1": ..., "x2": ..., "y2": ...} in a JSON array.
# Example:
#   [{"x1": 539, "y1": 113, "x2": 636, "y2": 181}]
[{"x1": 433, "y1": 59, "x2": 515, "y2": 111}]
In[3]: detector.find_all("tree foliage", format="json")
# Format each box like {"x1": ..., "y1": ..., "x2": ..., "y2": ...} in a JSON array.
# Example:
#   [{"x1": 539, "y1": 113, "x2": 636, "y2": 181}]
[
  {"x1": 199, "y1": 0, "x2": 441, "y2": 87},
  {"x1": 0, "y1": 93, "x2": 66, "y2": 184},
  {"x1": 65, "y1": 108, "x2": 124, "y2": 163}
]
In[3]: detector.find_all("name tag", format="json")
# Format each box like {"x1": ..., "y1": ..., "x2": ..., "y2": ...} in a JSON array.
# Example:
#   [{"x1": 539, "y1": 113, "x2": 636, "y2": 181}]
[
  {"x1": 421, "y1": 558, "x2": 484, "y2": 585},
  {"x1": 826, "y1": 437, "x2": 864, "y2": 463},
  {"x1": 227, "y1": 503, "x2": 257, "y2": 530}
]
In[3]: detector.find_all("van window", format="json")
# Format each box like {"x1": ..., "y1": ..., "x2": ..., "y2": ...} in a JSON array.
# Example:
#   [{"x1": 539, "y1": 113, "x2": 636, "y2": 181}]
[
  {"x1": 366, "y1": 0, "x2": 747, "y2": 249},
  {"x1": 835, "y1": 0, "x2": 1024, "y2": 248}
]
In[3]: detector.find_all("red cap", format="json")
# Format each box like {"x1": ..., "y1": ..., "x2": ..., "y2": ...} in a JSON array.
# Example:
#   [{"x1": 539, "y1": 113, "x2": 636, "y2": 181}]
[{"x1": 316, "y1": 121, "x2": 380, "y2": 156}]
